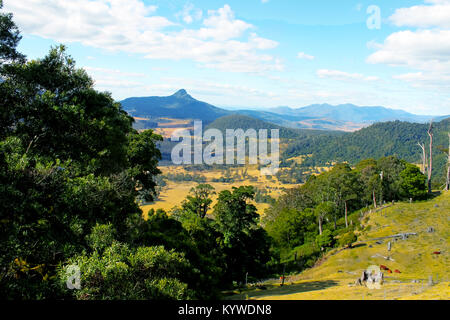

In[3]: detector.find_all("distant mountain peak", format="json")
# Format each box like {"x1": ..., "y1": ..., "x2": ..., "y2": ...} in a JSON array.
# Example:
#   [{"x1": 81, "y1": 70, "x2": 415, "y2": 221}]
[
  {"x1": 172, "y1": 89, "x2": 191, "y2": 99},
  {"x1": 120, "y1": 89, "x2": 230, "y2": 122}
]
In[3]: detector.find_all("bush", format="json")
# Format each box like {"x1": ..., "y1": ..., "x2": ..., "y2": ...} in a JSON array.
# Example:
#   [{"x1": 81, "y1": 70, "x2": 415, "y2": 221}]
[
  {"x1": 58, "y1": 243, "x2": 193, "y2": 300},
  {"x1": 315, "y1": 230, "x2": 334, "y2": 248},
  {"x1": 338, "y1": 232, "x2": 357, "y2": 248}
]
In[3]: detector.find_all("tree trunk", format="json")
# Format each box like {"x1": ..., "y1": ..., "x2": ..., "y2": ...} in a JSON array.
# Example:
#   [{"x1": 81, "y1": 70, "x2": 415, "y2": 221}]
[
  {"x1": 417, "y1": 142, "x2": 427, "y2": 175},
  {"x1": 318, "y1": 217, "x2": 323, "y2": 235},
  {"x1": 427, "y1": 122, "x2": 433, "y2": 194},
  {"x1": 345, "y1": 201, "x2": 348, "y2": 228},
  {"x1": 446, "y1": 164, "x2": 450, "y2": 192},
  {"x1": 373, "y1": 190, "x2": 377, "y2": 208},
  {"x1": 446, "y1": 133, "x2": 450, "y2": 191}
]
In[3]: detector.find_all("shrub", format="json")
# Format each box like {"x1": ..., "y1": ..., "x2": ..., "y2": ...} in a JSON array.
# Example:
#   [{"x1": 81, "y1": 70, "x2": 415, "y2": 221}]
[
  {"x1": 338, "y1": 232, "x2": 357, "y2": 248},
  {"x1": 315, "y1": 230, "x2": 334, "y2": 248}
]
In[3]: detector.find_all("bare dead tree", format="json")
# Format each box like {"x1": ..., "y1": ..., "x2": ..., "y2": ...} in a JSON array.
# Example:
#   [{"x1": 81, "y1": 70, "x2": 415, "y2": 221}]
[
  {"x1": 372, "y1": 190, "x2": 377, "y2": 209},
  {"x1": 446, "y1": 133, "x2": 450, "y2": 191},
  {"x1": 344, "y1": 200, "x2": 348, "y2": 228},
  {"x1": 417, "y1": 142, "x2": 427, "y2": 175},
  {"x1": 427, "y1": 121, "x2": 434, "y2": 194}
]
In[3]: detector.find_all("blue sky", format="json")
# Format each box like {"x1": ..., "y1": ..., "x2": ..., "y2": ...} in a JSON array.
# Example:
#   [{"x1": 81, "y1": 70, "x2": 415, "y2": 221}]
[{"x1": 3, "y1": 0, "x2": 450, "y2": 115}]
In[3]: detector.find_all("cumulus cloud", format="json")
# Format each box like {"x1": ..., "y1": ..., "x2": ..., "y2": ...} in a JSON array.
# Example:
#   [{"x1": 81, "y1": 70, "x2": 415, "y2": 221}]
[
  {"x1": 368, "y1": 0, "x2": 450, "y2": 90},
  {"x1": 367, "y1": 30, "x2": 450, "y2": 69},
  {"x1": 317, "y1": 69, "x2": 379, "y2": 82},
  {"x1": 389, "y1": 0, "x2": 450, "y2": 28},
  {"x1": 3, "y1": 1, "x2": 281, "y2": 74}
]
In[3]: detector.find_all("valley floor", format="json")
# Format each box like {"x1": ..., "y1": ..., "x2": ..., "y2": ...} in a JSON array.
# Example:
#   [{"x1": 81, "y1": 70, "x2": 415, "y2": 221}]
[{"x1": 141, "y1": 165, "x2": 293, "y2": 217}]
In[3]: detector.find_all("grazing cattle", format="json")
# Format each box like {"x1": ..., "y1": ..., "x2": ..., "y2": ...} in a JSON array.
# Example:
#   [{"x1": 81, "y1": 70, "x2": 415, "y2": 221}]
[
  {"x1": 394, "y1": 269, "x2": 401, "y2": 274},
  {"x1": 380, "y1": 265, "x2": 389, "y2": 271},
  {"x1": 387, "y1": 269, "x2": 392, "y2": 274},
  {"x1": 433, "y1": 251, "x2": 441, "y2": 255}
]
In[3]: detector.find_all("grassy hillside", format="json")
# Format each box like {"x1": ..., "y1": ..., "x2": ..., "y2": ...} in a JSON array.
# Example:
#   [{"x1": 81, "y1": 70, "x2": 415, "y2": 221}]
[{"x1": 230, "y1": 191, "x2": 450, "y2": 300}]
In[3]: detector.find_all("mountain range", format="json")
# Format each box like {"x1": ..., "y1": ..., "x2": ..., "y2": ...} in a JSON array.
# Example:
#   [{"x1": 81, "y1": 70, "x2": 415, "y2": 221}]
[{"x1": 120, "y1": 89, "x2": 449, "y2": 132}]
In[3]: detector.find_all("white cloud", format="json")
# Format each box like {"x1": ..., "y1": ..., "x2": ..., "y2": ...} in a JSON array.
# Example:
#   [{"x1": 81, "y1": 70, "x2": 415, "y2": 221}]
[
  {"x1": 393, "y1": 72, "x2": 450, "y2": 89},
  {"x1": 317, "y1": 69, "x2": 379, "y2": 82},
  {"x1": 4, "y1": 1, "x2": 281, "y2": 74},
  {"x1": 368, "y1": 0, "x2": 450, "y2": 90},
  {"x1": 297, "y1": 52, "x2": 315, "y2": 60},
  {"x1": 176, "y1": 3, "x2": 202, "y2": 24},
  {"x1": 367, "y1": 30, "x2": 450, "y2": 69},
  {"x1": 390, "y1": 0, "x2": 450, "y2": 28}
]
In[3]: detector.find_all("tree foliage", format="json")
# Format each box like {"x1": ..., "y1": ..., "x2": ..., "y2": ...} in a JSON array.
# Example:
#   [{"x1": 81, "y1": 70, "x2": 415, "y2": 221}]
[
  {"x1": 0, "y1": 13, "x2": 168, "y2": 298},
  {"x1": 264, "y1": 156, "x2": 428, "y2": 267},
  {"x1": 214, "y1": 186, "x2": 271, "y2": 284},
  {"x1": 0, "y1": 0, "x2": 25, "y2": 64}
]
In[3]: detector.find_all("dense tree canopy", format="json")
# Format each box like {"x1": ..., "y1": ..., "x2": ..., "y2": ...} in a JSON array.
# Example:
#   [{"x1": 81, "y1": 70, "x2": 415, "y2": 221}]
[
  {"x1": 0, "y1": 10, "x2": 168, "y2": 298},
  {"x1": 284, "y1": 120, "x2": 450, "y2": 186}
]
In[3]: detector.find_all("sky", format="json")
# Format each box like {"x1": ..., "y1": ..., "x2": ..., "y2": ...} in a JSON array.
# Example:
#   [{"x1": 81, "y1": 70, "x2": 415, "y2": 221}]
[{"x1": 2, "y1": 0, "x2": 450, "y2": 115}]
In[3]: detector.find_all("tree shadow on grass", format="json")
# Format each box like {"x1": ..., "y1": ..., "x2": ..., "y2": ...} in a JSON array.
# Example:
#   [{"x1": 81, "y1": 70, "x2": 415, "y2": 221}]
[
  {"x1": 234, "y1": 280, "x2": 339, "y2": 300},
  {"x1": 351, "y1": 243, "x2": 367, "y2": 249}
]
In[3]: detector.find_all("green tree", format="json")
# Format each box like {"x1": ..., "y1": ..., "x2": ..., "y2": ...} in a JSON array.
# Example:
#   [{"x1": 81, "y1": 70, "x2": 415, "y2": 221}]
[
  {"x1": 337, "y1": 231, "x2": 357, "y2": 248},
  {"x1": 377, "y1": 156, "x2": 407, "y2": 202},
  {"x1": 327, "y1": 164, "x2": 361, "y2": 228},
  {"x1": 214, "y1": 186, "x2": 271, "y2": 284},
  {"x1": 0, "y1": 46, "x2": 163, "y2": 299},
  {"x1": 181, "y1": 184, "x2": 216, "y2": 218},
  {"x1": 399, "y1": 163, "x2": 427, "y2": 200},
  {"x1": 315, "y1": 229, "x2": 334, "y2": 249},
  {"x1": 266, "y1": 208, "x2": 315, "y2": 250},
  {"x1": 314, "y1": 201, "x2": 336, "y2": 235},
  {"x1": 356, "y1": 159, "x2": 382, "y2": 207},
  {"x1": 0, "y1": 1, "x2": 25, "y2": 64}
]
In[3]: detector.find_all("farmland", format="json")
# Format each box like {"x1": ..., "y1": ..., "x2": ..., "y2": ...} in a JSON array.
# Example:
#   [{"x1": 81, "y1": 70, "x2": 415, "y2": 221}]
[{"x1": 141, "y1": 165, "x2": 293, "y2": 218}]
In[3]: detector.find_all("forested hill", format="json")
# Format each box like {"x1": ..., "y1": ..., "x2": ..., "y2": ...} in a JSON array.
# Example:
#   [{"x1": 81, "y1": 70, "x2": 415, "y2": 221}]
[
  {"x1": 284, "y1": 118, "x2": 450, "y2": 181},
  {"x1": 206, "y1": 114, "x2": 340, "y2": 139}
]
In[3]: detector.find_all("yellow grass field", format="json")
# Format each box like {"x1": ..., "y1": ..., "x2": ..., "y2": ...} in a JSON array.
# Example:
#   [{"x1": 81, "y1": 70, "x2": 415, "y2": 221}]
[
  {"x1": 228, "y1": 191, "x2": 450, "y2": 300},
  {"x1": 141, "y1": 165, "x2": 295, "y2": 218}
]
